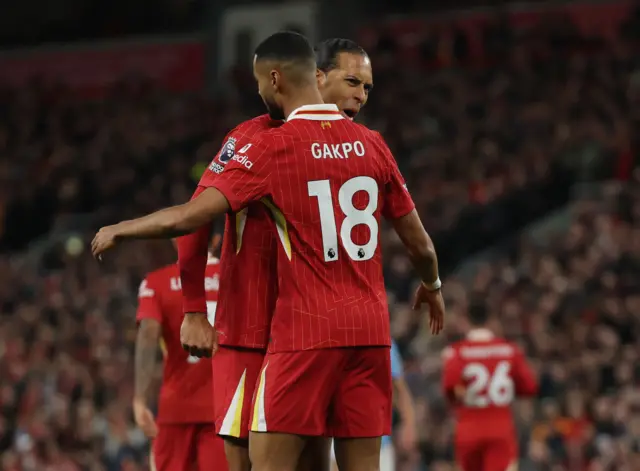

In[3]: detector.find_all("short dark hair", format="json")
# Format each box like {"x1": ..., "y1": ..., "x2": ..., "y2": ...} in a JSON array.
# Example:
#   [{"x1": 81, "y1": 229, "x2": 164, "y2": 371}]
[
  {"x1": 315, "y1": 38, "x2": 368, "y2": 72},
  {"x1": 467, "y1": 297, "x2": 490, "y2": 327},
  {"x1": 254, "y1": 31, "x2": 316, "y2": 66}
]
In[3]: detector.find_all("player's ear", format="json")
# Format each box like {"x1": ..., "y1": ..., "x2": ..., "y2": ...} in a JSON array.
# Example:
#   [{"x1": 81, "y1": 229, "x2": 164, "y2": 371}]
[
  {"x1": 316, "y1": 69, "x2": 326, "y2": 88},
  {"x1": 270, "y1": 70, "x2": 279, "y2": 89}
]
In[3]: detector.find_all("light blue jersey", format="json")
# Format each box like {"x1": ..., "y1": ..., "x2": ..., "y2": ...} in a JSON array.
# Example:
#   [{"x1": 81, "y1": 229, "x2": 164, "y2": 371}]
[{"x1": 382, "y1": 341, "x2": 404, "y2": 448}]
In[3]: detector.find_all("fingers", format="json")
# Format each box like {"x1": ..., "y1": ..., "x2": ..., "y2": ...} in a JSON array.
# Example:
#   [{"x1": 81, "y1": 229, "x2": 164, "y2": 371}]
[
  {"x1": 91, "y1": 237, "x2": 99, "y2": 258},
  {"x1": 429, "y1": 307, "x2": 442, "y2": 335},
  {"x1": 91, "y1": 227, "x2": 117, "y2": 260},
  {"x1": 146, "y1": 425, "x2": 158, "y2": 439},
  {"x1": 415, "y1": 288, "x2": 444, "y2": 335},
  {"x1": 136, "y1": 409, "x2": 158, "y2": 438},
  {"x1": 201, "y1": 348, "x2": 212, "y2": 358},
  {"x1": 181, "y1": 324, "x2": 216, "y2": 358},
  {"x1": 430, "y1": 307, "x2": 444, "y2": 335},
  {"x1": 412, "y1": 295, "x2": 421, "y2": 311},
  {"x1": 411, "y1": 285, "x2": 424, "y2": 310},
  {"x1": 91, "y1": 235, "x2": 106, "y2": 260},
  {"x1": 140, "y1": 419, "x2": 158, "y2": 438},
  {"x1": 181, "y1": 343, "x2": 213, "y2": 358}
]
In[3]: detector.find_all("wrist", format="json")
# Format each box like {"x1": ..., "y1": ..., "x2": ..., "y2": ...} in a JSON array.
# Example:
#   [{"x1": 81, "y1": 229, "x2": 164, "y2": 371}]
[
  {"x1": 133, "y1": 395, "x2": 147, "y2": 405},
  {"x1": 114, "y1": 221, "x2": 130, "y2": 240},
  {"x1": 421, "y1": 277, "x2": 442, "y2": 292},
  {"x1": 183, "y1": 299, "x2": 207, "y2": 315}
]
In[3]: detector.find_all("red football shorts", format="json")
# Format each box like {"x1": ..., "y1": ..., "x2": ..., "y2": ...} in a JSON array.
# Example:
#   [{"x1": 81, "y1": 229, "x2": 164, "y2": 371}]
[
  {"x1": 455, "y1": 437, "x2": 518, "y2": 471},
  {"x1": 151, "y1": 423, "x2": 227, "y2": 471},
  {"x1": 213, "y1": 346, "x2": 265, "y2": 440},
  {"x1": 250, "y1": 347, "x2": 392, "y2": 437}
]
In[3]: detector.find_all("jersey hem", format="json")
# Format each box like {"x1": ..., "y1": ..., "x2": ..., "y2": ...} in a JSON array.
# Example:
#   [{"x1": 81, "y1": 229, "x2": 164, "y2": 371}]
[
  {"x1": 386, "y1": 204, "x2": 415, "y2": 221},
  {"x1": 218, "y1": 344, "x2": 268, "y2": 353},
  {"x1": 266, "y1": 343, "x2": 391, "y2": 353}
]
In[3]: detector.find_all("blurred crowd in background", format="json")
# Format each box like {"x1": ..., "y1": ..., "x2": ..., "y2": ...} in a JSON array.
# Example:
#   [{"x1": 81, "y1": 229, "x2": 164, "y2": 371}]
[
  {"x1": 0, "y1": 3, "x2": 639, "y2": 471},
  {"x1": 393, "y1": 180, "x2": 640, "y2": 471}
]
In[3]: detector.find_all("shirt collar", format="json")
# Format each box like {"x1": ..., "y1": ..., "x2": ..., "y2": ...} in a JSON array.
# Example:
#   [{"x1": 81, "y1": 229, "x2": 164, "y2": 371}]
[
  {"x1": 286, "y1": 104, "x2": 344, "y2": 122},
  {"x1": 467, "y1": 328, "x2": 494, "y2": 341}
]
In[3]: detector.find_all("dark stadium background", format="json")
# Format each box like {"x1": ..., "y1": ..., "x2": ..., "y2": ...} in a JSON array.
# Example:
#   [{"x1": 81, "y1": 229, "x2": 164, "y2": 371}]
[{"x1": 0, "y1": 0, "x2": 639, "y2": 470}]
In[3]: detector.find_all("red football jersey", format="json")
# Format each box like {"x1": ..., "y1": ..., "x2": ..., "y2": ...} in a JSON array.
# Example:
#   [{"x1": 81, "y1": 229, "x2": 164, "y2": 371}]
[
  {"x1": 203, "y1": 104, "x2": 415, "y2": 352},
  {"x1": 190, "y1": 114, "x2": 281, "y2": 349},
  {"x1": 442, "y1": 329, "x2": 538, "y2": 442},
  {"x1": 136, "y1": 257, "x2": 220, "y2": 423}
]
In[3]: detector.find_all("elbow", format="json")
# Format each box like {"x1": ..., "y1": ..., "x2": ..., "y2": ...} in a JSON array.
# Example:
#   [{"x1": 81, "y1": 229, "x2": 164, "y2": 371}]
[
  {"x1": 407, "y1": 243, "x2": 436, "y2": 264},
  {"x1": 403, "y1": 227, "x2": 436, "y2": 263},
  {"x1": 163, "y1": 213, "x2": 188, "y2": 237}
]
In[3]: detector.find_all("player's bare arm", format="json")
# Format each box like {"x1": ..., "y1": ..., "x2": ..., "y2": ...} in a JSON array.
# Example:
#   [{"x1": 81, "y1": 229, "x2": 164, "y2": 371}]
[
  {"x1": 390, "y1": 209, "x2": 445, "y2": 334},
  {"x1": 134, "y1": 318, "x2": 161, "y2": 438},
  {"x1": 91, "y1": 187, "x2": 230, "y2": 258},
  {"x1": 393, "y1": 376, "x2": 417, "y2": 454}
]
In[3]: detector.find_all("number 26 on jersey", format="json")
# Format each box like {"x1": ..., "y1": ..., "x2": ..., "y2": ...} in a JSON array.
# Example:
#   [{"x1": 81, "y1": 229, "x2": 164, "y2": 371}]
[
  {"x1": 308, "y1": 176, "x2": 379, "y2": 262},
  {"x1": 462, "y1": 361, "x2": 515, "y2": 407}
]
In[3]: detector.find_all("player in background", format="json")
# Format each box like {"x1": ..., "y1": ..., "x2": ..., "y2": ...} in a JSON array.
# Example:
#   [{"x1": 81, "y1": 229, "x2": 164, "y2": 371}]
[
  {"x1": 314, "y1": 38, "x2": 373, "y2": 120},
  {"x1": 134, "y1": 235, "x2": 227, "y2": 471},
  {"x1": 330, "y1": 339, "x2": 417, "y2": 471},
  {"x1": 176, "y1": 38, "x2": 374, "y2": 471},
  {"x1": 441, "y1": 299, "x2": 538, "y2": 471},
  {"x1": 91, "y1": 31, "x2": 445, "y2": 471}
]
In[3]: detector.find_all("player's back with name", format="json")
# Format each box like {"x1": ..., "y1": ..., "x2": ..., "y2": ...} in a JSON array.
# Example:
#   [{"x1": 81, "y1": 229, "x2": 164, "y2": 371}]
[
  {"x1": 442, "y1": 336, "x2": 537, "y2": 439},
  {"x1": 209, "y1": 108, "x2": 415, "y2": 352}
]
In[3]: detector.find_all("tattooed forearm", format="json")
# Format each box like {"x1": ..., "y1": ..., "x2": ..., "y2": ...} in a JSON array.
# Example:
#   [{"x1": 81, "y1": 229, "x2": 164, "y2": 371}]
[{"x1": 135, "y1": 319, "x2": 162, "y2": 401}]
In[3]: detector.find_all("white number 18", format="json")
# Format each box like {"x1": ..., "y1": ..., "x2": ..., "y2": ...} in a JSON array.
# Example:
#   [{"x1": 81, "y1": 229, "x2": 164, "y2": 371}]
[{"x1": 307, "y1": 177, "x2": 379, "y2": 262}]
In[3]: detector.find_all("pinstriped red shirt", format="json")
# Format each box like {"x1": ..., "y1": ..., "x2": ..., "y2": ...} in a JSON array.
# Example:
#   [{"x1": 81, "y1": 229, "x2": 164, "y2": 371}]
[
  {"x1": 136, "y1": 259, "x2": 220, "y2": 423},
  {"x1": 204, "y1": 104, "x2": 415, "y2": 352},
  {"x1": 180, "y1": 114, "x2": 281, "y2": 349}
]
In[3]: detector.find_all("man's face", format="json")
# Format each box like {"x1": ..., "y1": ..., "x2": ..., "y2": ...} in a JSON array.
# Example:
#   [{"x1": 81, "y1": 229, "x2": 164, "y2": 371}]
[
  {"x1": 319, "y1": 52, "x2": 373, "y2": 119},
  {"x1": 253, "y1": 57, "x2": 286, "y2": 121}
]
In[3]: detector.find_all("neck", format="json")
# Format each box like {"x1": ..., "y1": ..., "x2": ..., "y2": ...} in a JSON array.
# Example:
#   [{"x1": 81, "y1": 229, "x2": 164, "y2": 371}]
[
  {"x1": 467, "y1": 327, "x2": 493, "y2": 341},
  {"x1": 283, "y1": 86, "x2": 324, "y2": 119}
]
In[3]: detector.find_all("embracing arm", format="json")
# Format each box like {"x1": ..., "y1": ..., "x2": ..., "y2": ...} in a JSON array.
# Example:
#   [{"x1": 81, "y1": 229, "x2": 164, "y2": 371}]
[
  {"x1": 93, "y1": 137, "x2": 272, "y2": 260},
  {"x1": 114, "y1": 188, "x2": 230, "y2": 240}
]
